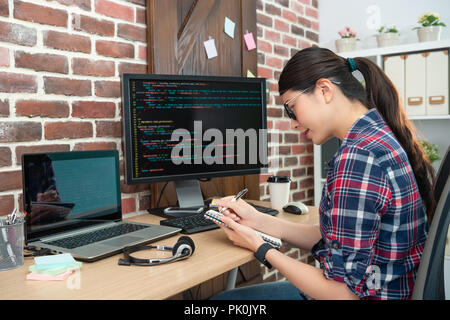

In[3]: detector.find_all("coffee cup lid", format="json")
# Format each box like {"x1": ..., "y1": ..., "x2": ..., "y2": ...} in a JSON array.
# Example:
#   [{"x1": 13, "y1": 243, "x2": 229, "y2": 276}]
[{"x1": 267, "y1": 176, "x2": 291, "y2": 183}]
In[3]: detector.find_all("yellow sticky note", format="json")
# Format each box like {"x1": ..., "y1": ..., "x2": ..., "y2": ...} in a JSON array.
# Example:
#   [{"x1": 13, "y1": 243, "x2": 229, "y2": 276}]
[{"x1": 247, "y1": 70, "x2": 255, "y2": 78}]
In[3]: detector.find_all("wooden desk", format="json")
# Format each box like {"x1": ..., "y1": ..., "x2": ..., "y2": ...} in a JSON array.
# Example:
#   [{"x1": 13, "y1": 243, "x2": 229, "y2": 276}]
[{"x1": 0, "y1": 202, "x2": 318, "y2": 300}]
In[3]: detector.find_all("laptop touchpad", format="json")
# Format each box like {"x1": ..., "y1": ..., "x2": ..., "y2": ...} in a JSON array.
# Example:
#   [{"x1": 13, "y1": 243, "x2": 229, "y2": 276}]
[{"x1": 103, "y1": 236, "x2": 142, "y2": 247}]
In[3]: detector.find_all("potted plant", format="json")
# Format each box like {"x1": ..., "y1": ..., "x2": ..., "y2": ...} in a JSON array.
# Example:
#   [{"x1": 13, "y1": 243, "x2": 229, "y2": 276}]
[
  {"x1": 335, "y1": 26, "x2": 358, "y2": 53},
  {"x1": 376, "y1": 25, "x2": 399, "y2": 47},
  {"x1": 420, "y1": 140, "x2": 441, "y2": 163},
  {"x1": 414, "y1": 12, "x2": 446, "y2": 42}
]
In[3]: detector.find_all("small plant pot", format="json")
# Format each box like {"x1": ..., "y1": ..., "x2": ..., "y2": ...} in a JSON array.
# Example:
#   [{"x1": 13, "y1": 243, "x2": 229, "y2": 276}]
[
  {"x1": 376, "y1": 33, "x2": 399, "y2": 47},
  {"x1": 417, "y1": 26, "x2": 442, "y2": 42},
  {"x1": 335, "y1": 38, "x2": 356, "y2": 53}
]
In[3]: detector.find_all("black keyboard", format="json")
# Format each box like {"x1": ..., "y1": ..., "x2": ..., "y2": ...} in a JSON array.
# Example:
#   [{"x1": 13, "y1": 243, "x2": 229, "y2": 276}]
[
  {"x1": 44, "y1": 223, "x2": 150, "y2": 249},
  {"x1": 160, "y1": 203, "x2": 278, "y2": 234}
]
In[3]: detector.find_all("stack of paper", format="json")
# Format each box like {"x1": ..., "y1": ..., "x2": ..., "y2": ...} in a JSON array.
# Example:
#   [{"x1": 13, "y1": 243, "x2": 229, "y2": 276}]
[{"x1": 26, "y1": 253, "x2": 82, "y2": 281}]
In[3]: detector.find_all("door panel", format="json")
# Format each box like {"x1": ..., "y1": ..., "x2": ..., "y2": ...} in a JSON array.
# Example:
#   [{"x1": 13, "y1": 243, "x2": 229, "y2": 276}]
[{"x1": 146, "y1": 0, "x2": 259, "y2": 207}]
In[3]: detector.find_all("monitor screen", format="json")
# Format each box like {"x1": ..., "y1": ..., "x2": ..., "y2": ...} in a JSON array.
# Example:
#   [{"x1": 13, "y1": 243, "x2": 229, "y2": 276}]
[
  {"x1": 22, "y1": 150, "x2": 122, "y2": 242},
  {"x1": 121, "y1": 74, "x2": 268, "y2": 185}
]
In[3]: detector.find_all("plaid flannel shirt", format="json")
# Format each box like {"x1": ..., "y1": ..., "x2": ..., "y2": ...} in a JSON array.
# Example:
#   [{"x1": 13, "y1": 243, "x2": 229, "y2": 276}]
[{"x1": 311, "y1": 108, "x2": 429, "y2": 300}]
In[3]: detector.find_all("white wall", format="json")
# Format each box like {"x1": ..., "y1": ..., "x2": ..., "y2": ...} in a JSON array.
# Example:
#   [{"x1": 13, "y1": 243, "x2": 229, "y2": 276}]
[{"x1": 319, "y1": 0, "x2": 450, "y2": 51}]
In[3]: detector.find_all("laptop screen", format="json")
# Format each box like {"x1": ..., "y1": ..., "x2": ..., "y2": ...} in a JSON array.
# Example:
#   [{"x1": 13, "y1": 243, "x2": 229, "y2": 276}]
[{"x1": 22, "y1": 150, "x2": 122, "y2": 243}]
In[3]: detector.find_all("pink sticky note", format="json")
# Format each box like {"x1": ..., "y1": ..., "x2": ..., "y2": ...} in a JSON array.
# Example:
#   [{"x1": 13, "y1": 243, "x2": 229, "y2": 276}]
[
  {"x1": 244, "y1": 32, "x2": 256, "y2": 51},
  {"x1": 26, "y1": 270, "x2": 74, "y2": 281}
]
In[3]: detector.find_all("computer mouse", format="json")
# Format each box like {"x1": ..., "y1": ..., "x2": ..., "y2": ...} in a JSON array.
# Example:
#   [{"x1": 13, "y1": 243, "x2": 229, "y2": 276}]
[{"x1": 282, "y1": 202, "x2": 309, "y2": 215}]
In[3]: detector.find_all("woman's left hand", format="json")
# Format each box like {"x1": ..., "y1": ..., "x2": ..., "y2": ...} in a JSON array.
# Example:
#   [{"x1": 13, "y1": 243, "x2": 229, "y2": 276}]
[{"x1": 217, "y1": 215, "x2": 265, "y2": 253}]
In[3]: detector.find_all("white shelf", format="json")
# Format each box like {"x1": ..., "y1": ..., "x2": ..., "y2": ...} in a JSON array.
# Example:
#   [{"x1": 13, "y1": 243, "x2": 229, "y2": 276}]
[
  {"x1": 409, "y1": 115, "x2": 450, "y2": 120},
  {"x1": 338, "y1": 39, "x2": 450, "y2": 58}
]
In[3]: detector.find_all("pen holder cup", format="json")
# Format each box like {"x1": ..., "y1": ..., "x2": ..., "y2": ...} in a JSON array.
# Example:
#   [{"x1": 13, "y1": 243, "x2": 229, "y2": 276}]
[{"x1": 0, "y1": 222, "x2": 25, "y2": 271}]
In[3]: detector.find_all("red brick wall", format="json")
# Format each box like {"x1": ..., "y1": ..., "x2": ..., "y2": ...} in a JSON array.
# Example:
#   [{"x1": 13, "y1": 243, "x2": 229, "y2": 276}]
[
  {"x1": 256, "y1": 0, "x2": 319, "y2": 281},
  {"x1": 0, "y1": 0, "x2": 318, "y2": 224},
  {"x1": 0, "y1": 0, "x2": 147, "y2": 215}
]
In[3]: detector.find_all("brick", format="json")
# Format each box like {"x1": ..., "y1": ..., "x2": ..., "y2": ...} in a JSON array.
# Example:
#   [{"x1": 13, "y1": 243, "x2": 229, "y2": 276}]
[
  {"x1": 94, "y1": 80, "x2": 120, "y2": 97},
  {"x1": 284, "y1": 133, "x2": 299, "y2": 143},
  {"x1": 299, "y1": 177, "x2": 313, "y2": 188},
  {"x1": 292, "y1": 190, "x2": 306, "y2": 201},
  {"x1": 15, "y1": 51, "x2": 68, "y2": 74},
  {"x1": 0, "y1": 72, "x2": 37, "y2": 93},
  {"x1": 282, "y1": 9, "x2": 296, "y2": 23},
  {"x1": 0, "y1": 47, "x2": 9, "y2": 67},
  {"x1": 96, "y1": 40, "x2": 134, "y2": 58},
  {"x1": 298, "y1": 17, "x2": 311, "y2": 28},
  {"x1": 0, "y1": 171, "x2": 22, "y2": 192},
  {"x1": 266, "y1": 56, "x2": 283, "y2": 69},
  {"x1": 0, "y1": 121, "x2": 41, "y2": 142},
  {"x1": 96, "y1": 120, "x2": 122, "y2": 137},
  {"x1": 74, "y1": 141, "x2": 117, "y2": 151},
  {"x1": 0, "y1": 99, "x2": 8, "y2": 116},
  {"x1": 292, "y1": 25, "x2": 304, "y2": 37},
  {"x1": 306, "y1": 30, "x2": 319, "y2": 42},
  {"x1": 121, "y1": 197, "x2": 136, "y2": 214},
  {"x1": 0, "y1": 0, "x2": 8, "y2": 16},
  {"x1": 291, "y1": 1, "x2": 304, "y2": 14},
  {"x1": 275, "y1": 120, "x2": 291, "y2": 130},
  {"x1": 291, "y1": 144, "x2": 306, "y2": 154},
  {"x1": 14, "y1": 1, "x2": 68, "y2": 27},
  {"x1": 274, "y1": 19, "x2": 289, "y2": 33},
  {"x1": 16, "y1": 100, "x2": 70, "y2": 118},
  {"x1": 293, "y1": 167, "x2": 306, "y2": 177},
  {"x1": 300, "y1": 155, "x2": 313, "y2": 165},
  {"x1": 139, "y1": 194, "x2": 150, "y2": 211},
  {"x1": 0, "y1": 147, "x2": 11, "y2": 167},
  {"x1": 275, "y1": 0, "x2": 289, "y2": 7},
  {"x1": 136, "y1": 7, "x2": 146, "y2": 24},
  {"x1": 44, "y1": 121, "x2": 93, "y2": 140},
  {"x1": 72, "y1": 57, "x2": 115, "y2": 77},
  {"x1": 0, "y1": 21, "x2": 36, "y2": 46},
  {"x1": 274, "y1": 44, "x2": 289, "y2": 57},
  {"x1": 72, "y1": 101, "x2": 116, "y2": 118},
  {"x1": 257, "y1": 66, "x2": 272, "y2": 79},
  {"x1": 121, "y1": 182, "x2": 149, "y2": 194},
  {"x1": 257, "y1": 13, "x2": 272, "y2": 27},
  {"x1": 54, "y1": 0, "x2": 91, "y2": 11},
  {"x1": 265, "y1": 29, "x2": 281, "y2": 43},
  {"x1": 282, "y1": 34, "x2": 297, "y2": 47},
  {"x1": 72, "y1": 13, "x2": 114, "y2": 37},
  {"x1": 118, "y1": 62, "x2": 147, "y2": 75},
  {"x1": 267, "y1": 107, "x2": 282, "y2": 118},
  {"x1": 138, "y1": 45, "x2": 147, "y2": 61},
  {"x1": 265, "y1": 3, "x2": 281, "y2": 16},
  {"x1": 43, "y1": 30, "x2": 91, "y2": 53},
  {"x1": 257, "y1": 39, "x2": 272, "y2": 53},
  {"x1": 306, "y1": 7, "x2": 318, "y2": 19},
  {"x1": 95, "y1": 0, "x2": 134, "y2": 22},
  {"x1": 117, "y1": 23, "x2": 146, "y2": 42},
  {"x1": 16, "y1": 144, "x2": 70, "y2": 165},
  {"x1": 44, "y1": 77, "x2": 91, "y2": 96},
  {"x1": 0, "y1": 195, "x2": 14, "y2": 215},
  {"x1": 284, "y1": 156, "x2": 298, "y2": 166}
]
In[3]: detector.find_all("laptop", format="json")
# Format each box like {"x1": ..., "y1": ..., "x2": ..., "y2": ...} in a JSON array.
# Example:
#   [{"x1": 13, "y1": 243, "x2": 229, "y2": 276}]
[{"x1": 22, "y1": 150, "x2": 181, "y2": 262}]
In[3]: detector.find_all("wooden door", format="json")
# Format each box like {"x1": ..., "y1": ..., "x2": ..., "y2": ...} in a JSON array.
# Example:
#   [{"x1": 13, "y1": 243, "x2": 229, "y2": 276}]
[{"x1": 146, "y1": 0, "x2": 259, "y2": 207}]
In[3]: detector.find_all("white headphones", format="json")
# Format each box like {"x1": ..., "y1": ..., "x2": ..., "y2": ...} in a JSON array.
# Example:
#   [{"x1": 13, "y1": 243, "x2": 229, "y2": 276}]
[{"x1": 118, "y1": 236, "x2": 195, "y2": 266}]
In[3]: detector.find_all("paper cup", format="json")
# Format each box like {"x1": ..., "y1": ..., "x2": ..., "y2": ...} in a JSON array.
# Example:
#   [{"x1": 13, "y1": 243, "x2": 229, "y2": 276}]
[{"x1": 267, "y1": 176, "x2": 291, "y2": 210}]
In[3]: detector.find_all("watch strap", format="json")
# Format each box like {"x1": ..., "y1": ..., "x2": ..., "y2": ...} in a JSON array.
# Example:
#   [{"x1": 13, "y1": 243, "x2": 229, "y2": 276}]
[{"x1": 254, "y1": 243, "x2": 275, "y2": 269}]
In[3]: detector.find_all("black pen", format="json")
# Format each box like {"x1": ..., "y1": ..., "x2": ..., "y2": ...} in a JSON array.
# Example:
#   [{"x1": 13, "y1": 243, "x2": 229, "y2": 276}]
[{"x1": 219, "y1": 188, "x2": 248, "y2": 213}]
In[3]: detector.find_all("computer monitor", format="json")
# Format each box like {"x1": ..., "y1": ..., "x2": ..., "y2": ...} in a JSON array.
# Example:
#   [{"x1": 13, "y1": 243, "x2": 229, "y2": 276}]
[{"x1": 121, "y1": 74, "x2": 268, "y2": 214}]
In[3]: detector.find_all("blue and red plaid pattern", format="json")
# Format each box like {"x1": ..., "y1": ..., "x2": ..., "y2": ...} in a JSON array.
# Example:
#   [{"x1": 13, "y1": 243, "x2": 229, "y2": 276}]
[{"x1": 311, "y1": 108, "x2": 429, "y2": 300}]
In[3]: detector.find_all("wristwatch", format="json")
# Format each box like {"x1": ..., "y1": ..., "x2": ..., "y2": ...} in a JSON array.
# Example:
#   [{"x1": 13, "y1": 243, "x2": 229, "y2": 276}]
[{"x1": 254, "y1": 243, "x2": 275, "y2": 269}]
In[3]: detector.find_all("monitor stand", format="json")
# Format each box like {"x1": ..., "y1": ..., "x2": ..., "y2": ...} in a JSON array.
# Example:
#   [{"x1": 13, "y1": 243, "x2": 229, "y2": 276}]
[{"x1": 162, "y1": 179, "x2": 205, "y2": 217}]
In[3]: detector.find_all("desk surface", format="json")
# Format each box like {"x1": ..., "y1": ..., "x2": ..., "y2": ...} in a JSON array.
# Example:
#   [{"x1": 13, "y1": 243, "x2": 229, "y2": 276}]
[{"x1": 0, "y1": 201, "x2": 318, "y2": 300}]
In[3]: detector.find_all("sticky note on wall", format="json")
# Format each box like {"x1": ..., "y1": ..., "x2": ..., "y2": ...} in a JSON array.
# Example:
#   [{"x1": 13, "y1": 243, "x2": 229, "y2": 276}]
[
  {"x1": 203, "y1": 38, "x2": 218, "y2": 59},
  {"x1": 224, "y1": 17, "x2": 235, "y2": 38},
  {"x1": 244, "y1": 32, "x2": 256, "y2": 51}
]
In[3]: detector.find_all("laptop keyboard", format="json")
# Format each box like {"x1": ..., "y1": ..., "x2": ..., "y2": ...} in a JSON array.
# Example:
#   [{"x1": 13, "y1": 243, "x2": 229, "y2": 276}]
[{"x1": 44, "y1": 223, "x2": 150, "y2": 249}]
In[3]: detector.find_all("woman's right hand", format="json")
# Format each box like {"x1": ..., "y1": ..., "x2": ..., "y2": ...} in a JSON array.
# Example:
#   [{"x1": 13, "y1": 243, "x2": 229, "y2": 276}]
[{"x1": 214, "y1": 196, "x2": 262, "y2": 229}]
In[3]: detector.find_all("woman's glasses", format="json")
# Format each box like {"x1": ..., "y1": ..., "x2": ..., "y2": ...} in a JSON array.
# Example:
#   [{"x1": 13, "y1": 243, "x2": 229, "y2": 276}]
[{"x1": 282, "y1": 80, "x2": 341, "y2": 120}]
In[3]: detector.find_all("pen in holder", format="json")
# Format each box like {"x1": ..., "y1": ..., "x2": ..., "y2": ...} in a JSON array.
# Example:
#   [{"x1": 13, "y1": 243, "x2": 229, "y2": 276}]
[{"x1": 0, "y1": 209, "x2": 25, "y2": 271}]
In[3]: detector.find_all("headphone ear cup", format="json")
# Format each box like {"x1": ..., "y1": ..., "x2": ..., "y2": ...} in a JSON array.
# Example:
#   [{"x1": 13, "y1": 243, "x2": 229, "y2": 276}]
[{"x1": 172, "y1": 236, "x2": 195, "y2": 256}]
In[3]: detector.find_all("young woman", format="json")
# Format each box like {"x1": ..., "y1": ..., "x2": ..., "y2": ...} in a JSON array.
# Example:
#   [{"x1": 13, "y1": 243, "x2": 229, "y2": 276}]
[{"x1": 211, "y1": 47, "x2": 436, "y2": 300}]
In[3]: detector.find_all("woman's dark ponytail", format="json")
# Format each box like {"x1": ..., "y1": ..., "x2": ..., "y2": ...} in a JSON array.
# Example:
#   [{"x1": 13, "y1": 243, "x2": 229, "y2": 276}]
[
  {"x1": 279, "y1": 47, "x2": 436, "y2": 223},
  {"x1": 353, "y1": 57, "x2": 436, "y2": 223}
]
